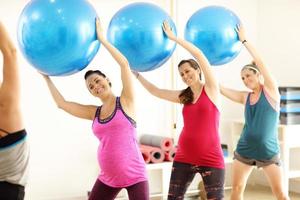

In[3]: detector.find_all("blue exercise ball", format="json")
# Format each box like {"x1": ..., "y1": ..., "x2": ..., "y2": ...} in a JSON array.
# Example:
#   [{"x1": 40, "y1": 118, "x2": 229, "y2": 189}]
[
  {"x1": 185, "y1": 6, "x2": 242, "y2": 66},
  {"x1": 17, "y1": 0, "x2": 100, "y2": 76},
  {"x1": 107, "y1": 2, "x2": 177, "y2": 72}
]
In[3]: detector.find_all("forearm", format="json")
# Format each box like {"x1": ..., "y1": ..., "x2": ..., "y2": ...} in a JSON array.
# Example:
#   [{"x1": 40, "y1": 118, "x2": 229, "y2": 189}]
[
  {"x1": 175, "y1": 38, "x2": 210, "y2": 66},
  {"x1": 99, "y1": 39, "x2": 134, "y2": 100},
  {"x1": 44, "y1": 78, "x2": 67, "y2": 108},
  {"x1": 220, "y1": 86, "x2": 245, "y2": 104},
  {"x1": 175, "y1": 37, "x2": 217, "y2": 87},
  {"x1": 99, "y1": 39, "x2": 129, "y2": 68},
  {"x1": 136, "y1": 74, "x2": 160, "y2": 97},
  {"x1": 0, "y1": 22, "x2": 19, "y2": 94},
  {"x1": 135, "y1": 73, "x2": 180, "y2": 103},
  {"x1": 243, "y1": 40, "x2": 264, "y2": 66},
  {"x1": 243, "y1": 40, "x2": 277, "y2": 89},
  {"x1": 0, "y1": 22, "x2": 16, "y2": 55}
]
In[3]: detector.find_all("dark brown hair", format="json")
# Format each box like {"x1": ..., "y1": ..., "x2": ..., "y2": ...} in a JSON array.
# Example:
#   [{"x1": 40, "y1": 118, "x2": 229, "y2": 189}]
[
  {"x1": 84, "y1": 70, "x2": 111, "y2": 87},
  {"x1": 178, "y1": 59, "x2": 201, "y2": 104}
]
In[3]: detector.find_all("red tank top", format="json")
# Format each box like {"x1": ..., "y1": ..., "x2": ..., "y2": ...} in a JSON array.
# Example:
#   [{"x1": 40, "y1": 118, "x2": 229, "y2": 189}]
[{"x1": 174, "y1": 88, "x2": 224, "y2": 169}]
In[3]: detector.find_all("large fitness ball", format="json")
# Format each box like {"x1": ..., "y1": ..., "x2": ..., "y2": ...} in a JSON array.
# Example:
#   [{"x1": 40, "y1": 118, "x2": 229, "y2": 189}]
[
  {"x1": 185, "y1": 6, "x2": 242, "y2": 66},
  {"x1": 17, "y1": 0, "x2": 100, "y2": 76},
  {"x1": 107, "y1": 2, "x2": 177, "y2": 72}
]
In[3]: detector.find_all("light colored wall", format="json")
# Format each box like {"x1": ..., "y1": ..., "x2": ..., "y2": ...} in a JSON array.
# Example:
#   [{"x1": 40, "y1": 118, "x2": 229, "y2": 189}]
[
  {"x1": 257, "y1": 0, "x2": 300, "y2": 87},
  {"x1": 1, "y1": 0, "x2": 300, "y2": 199}
]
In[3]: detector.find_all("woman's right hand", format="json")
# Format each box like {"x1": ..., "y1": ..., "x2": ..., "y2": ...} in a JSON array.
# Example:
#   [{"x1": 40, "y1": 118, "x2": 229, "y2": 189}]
[
  {"x1": 162, "y1": 20, "x2": 176, "y2": 41},
  {"x1": 95, "y1": 18, "x2": 105, "y2": 42}
]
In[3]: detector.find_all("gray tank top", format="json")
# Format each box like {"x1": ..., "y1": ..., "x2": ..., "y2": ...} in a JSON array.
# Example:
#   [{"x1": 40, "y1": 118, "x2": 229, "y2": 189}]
[{"x1": 0, "y1": 129, "x2": 30, "y2": 186}]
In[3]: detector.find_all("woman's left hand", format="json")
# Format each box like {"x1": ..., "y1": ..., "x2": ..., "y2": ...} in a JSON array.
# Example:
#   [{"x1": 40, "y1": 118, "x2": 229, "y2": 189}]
[
  {"x1": 235, "y1": 24, "x2": 247, "y2": 42},
  {"x1": 162, "y1": 20, "x2": 176, "y2": 41}
]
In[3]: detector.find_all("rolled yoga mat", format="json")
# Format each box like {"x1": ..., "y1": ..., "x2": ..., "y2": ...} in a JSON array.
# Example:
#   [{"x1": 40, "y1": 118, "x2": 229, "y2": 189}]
[
  {"x1": 140, "y1": 148, "x2": 151, "y2": 163},
  {"x1": 164, "y1": 147, "x2": 177, "y2": 162},
  {"x1": 140, "y1": 144, "x2": 165, "y2": 163},
  {"x1": 140, "y1": 134, "x2": 174, "y2": 151}
]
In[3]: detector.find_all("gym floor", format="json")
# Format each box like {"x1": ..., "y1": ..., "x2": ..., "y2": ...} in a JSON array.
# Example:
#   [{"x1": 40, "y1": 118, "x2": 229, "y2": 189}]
[{"x1": 151, "y1": 185, "x2": 300, "y2": 200}]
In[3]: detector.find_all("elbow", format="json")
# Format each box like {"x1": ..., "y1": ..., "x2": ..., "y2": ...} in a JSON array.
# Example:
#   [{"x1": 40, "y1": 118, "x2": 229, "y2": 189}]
[
  {"x1": 57, "y1": 104, "x2": 63, "y2": 110},
  {"x1": 220, "y1": 89, "x2": 224, "y2": 96},
  {"x1": 56, "y1": 100, "x2": 66, "y2": 110},
  {"x1": 121, "y1": 60, "x2": 130, "y2": 68}
]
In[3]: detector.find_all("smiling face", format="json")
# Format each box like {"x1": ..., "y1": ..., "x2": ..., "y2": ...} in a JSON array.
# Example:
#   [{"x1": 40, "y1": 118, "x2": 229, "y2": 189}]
[
  {"x1": 241, "y1": 68, "x2": 260, "y2": 90},
  {"x1": 85, "y1": 73, "x2": 111, "y2": 98},
  {"x1": 178, "y1": 62, "x2": 201, "y2": 86}
]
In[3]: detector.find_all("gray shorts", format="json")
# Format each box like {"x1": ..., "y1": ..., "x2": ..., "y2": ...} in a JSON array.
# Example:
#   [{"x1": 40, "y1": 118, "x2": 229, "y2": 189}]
[{"x1": 233, "y1": 151, "x2": 281, "y2": 168}]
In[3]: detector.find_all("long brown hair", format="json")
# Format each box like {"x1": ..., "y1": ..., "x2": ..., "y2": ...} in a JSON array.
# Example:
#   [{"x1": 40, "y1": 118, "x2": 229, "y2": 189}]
[{"x1": 178, "y1": 59, "x2": 201, "y2": 104}]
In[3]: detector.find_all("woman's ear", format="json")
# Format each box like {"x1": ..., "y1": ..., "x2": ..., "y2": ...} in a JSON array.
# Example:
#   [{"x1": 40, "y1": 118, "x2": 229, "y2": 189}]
[
  {"x1": 106, "y1": 78, "x2": 112, "y2": 87},
  {"x1": 258, "y1": 73, "x2": 264, "y2": 84}
]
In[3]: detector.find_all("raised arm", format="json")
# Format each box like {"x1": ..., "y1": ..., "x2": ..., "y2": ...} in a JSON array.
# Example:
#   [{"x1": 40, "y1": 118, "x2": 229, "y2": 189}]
[
  {"x1": 236, "y1": 25, "x2": 279, "y2": 99},
  {"x1": 220, "y1": 84, "x2": 248, "y2": 105},
  {"x1": 95, "y1": 18, "x2": 134, "y2": 107},
  {"x1": 41, "y1": 74, "x2": 96, "y2": 120},
  {"x1": 162, "y1": 21, "x2": 219, "y2": 104},
  {"x1": 133, "y1": 71, "x2": 181, "y2": 103},
  {"x1": 0, "y1": 22, "x2": 20, "y2": 105}
]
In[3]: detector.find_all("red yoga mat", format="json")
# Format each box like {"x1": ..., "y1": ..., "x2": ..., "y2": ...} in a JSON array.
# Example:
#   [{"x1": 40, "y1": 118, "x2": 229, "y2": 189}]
[
  {"x1": 140, "y1": 144, "x2": 165, "y2": 163},
  {"x1": 140, "y1": 134, "x2": 174, "y2": 151},
  {"x1": 140, "y1": 148, "x2": 151, "y2": 163},
  {"x1": 164, "y1": 147, "x2": 177, "y2": 162}
]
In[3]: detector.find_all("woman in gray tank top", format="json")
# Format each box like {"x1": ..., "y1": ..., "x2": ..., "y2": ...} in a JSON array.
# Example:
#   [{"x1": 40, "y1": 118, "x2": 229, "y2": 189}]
[{"x1": 0, "y1": 21, "x2": 29, "y2": 200}]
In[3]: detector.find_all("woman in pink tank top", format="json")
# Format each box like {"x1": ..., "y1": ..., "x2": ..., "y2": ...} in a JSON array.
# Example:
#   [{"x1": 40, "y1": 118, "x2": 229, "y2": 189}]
[
  {"x1": 41, "y1": 19, "x2": 148, "y2": 200},
  {"x1": 134, "y1": 21, "x2": 225, "y2": 200}
]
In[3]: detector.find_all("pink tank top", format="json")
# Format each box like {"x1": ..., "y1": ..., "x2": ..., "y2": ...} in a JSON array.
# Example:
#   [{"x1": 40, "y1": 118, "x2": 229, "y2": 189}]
[
  {"x1": 174, "y1": 88, "x2": 225, "y2": 169},
  {"x1": 92, "y1": 97, "x2": 147, "y2": 187}
]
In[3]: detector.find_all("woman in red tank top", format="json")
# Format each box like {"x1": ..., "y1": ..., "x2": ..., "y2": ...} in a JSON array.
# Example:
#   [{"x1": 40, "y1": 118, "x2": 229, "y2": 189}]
[{"x1": 134, "y1": 21, "x2": 225, "y2": 200}]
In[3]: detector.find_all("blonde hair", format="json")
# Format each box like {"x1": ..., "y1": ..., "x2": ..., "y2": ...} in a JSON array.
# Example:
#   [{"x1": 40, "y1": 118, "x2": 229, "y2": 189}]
[{"x1": 242, "y1": 61, "x2": 259, "y2": 74}]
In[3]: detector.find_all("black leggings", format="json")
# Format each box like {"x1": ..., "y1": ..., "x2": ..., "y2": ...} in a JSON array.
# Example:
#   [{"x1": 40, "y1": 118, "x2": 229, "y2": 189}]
[
  {"x1": 88, "y1": 179, "x2": 149, "y2": 200},
  {"x1": 0, "y1": 181, "x2": 25, "y2": 200},
  {"x1": 168, "y1": 161, "x2": 225, "y2": 200}
]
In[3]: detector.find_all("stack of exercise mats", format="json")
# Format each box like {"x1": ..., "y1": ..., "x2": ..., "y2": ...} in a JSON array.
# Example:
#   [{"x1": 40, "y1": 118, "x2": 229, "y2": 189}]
[
  {"x1": 279, "y1": 86, "x2": 300, "y2": 124},
  {"x1": 139, "y1": 134, "x2": 177, "y2": 164}
]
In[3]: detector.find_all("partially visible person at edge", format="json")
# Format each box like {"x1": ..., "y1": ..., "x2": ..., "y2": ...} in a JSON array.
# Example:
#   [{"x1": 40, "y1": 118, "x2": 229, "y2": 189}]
[
  {"x1": 0, "y1": 21, "x2": 29, "y2": 200},
  {"x1": 220, "y1": 24, "x2": 290, "y2": 200},
  {"x1": 41, "y1": 18, "x2": 149, "y2": 200},
  {"x1": 133, "y1": 21, "x2": 225, "y2": 200}
]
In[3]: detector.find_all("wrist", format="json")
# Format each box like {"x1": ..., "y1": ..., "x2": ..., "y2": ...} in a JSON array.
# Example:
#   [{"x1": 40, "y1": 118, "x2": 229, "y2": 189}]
[
  {"x1": 136, "y1": 72, "x2": 140, "y2": 79},
  {"x1": 242, "y1": 39, "x2": 247, "y2": 44}
]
